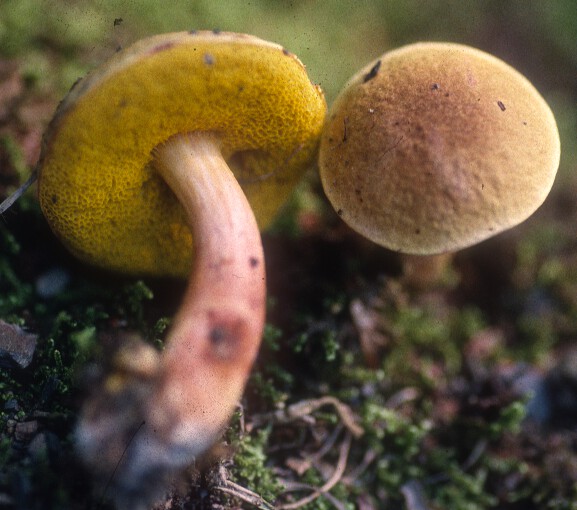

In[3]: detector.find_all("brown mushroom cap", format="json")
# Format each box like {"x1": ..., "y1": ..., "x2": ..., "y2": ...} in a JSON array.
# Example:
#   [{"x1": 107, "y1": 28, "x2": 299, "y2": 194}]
[{"x1": 319, "y1": 42, "x2": 560, "y2": 254}]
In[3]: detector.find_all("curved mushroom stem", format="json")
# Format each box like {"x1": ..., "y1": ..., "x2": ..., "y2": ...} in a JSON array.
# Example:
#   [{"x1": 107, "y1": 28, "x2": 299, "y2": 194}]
[
  {"x1": 149, "y1": 132, "x2": 266, "y2": 448},
  {"x1": 75, "y1": 132, "x2": 266, "y2": 506}
]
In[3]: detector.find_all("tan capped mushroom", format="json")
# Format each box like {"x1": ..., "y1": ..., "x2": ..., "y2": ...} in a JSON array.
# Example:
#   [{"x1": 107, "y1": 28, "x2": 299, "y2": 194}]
[
  {"x1": 319, "y1": 42, "x2": 560, "y2": 255},
  {"x1": 37, "y1": 31, "x2": 325, "y2": 506}
]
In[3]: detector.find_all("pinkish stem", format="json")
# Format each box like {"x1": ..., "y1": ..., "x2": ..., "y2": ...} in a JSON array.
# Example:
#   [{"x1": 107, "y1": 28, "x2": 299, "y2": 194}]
[
  {"x1": 149, "y1": 132, "x2": 266, "y2": 451},
  {"x1": 76, "y1": 132, "x2": 266, "y2": 506}
]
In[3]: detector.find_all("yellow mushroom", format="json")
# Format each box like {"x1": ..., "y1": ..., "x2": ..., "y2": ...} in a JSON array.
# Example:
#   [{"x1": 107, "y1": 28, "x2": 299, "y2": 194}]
[
  {"x1": 319, "y1": 42, "x2": 560, "y2": 255},
  {"x1": 40, "y1": 31, "x2": 325, "y2": 276},
  {"x1": 38, "y1": 31, "x2": 325, "y2": 506}
]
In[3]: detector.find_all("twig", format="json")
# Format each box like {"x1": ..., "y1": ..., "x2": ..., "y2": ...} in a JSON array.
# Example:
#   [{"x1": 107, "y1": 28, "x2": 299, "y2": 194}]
[
  {"x1": 310, "y1": 424, "x2": 343, "y2": 464},
  {"x1": 216, "y1": 480, "x2": 276, "y2": 510},
  {"x1": 461, "y1": 439, "x2": 488, "y2": 471},
  {"x1": 277, "y1": 483, "x2": 349, "y2": 510},
  {"x1": 277, "y1": 431, "x2": 352, "y2": 510},
  {"x1": 215, "y1": 464, "x2": 276, "y2": 510},
  {"x1": 98, "y1": 420, "x2": 145, "y2": 505},
  {"x1": 252, "y1": 396, "x2": 364, "y2": 438},
  {"x1": 0, "y1": 168, "x2": 38, "y2": 214},
  {"x1": 286, "y1": 425, "x2": 343, "y2": 476},
  {"x1": 401, "y1": 480, "x2": 431, "y2": 510},
  {"x1": 341, "y1": 448, "x2": 378, "y2": 485}
]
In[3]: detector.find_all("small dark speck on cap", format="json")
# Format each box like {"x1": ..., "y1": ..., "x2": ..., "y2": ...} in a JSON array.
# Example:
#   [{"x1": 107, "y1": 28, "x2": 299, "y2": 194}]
[
  {"x1": 363, "y1": 60, "x2": 381, "y2": 83},
  {"x1": 497, "y1": 100, "x2": 506, "y2": 111},
  {"x1": 431, "y1": 83, "x2": 440, "y2": 91},
  {"x1": 337, "y1": 209, "x2": 344, "y2": 216},
  {"x1": 204, "y1": 53, "x2": 215, "y2": 65},
  {"x1": 282, "y1": 48, "x2": 290, "y2": 56}
]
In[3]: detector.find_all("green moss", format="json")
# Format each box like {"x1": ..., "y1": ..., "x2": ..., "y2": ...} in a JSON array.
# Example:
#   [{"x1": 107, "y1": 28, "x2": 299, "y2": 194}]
[{"x1": 230, "y1": 428, "x2": 283, "y2": 504}]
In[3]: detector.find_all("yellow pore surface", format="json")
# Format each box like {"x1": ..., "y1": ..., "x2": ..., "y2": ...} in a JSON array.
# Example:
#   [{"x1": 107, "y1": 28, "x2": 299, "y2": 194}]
[{"x1": 39, "y1": 31, "x2": 326, "y2": 277}]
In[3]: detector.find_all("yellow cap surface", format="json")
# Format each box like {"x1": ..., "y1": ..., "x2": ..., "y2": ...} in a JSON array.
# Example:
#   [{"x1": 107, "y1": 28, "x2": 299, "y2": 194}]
[
  {"x1": 39, "y1": 31, "x2": 326, "y2": 277},
  {"x1": 319, "y1": 42, "x2": 560, "y2": 254}
]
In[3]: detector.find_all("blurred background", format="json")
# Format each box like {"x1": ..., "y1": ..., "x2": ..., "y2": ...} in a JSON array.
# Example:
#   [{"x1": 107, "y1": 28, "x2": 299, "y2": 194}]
[{"x1": 1, "y1": 0, "x2": 575, "y2": 204}]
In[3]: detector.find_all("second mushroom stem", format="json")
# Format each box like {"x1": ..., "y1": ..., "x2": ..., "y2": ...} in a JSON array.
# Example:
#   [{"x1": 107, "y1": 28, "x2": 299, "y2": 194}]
[{"x1": 149, "y1": 132, "x2": 266, "y2": 455}]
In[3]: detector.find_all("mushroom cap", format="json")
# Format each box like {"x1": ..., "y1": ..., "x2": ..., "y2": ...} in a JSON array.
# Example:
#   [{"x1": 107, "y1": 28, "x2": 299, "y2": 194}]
[
  {"x1": 39, "y1": 31, "x2": 326, "y2": 277},
  {"x1": 319, "y1": 42, "x2": 560, "y2": 255}
]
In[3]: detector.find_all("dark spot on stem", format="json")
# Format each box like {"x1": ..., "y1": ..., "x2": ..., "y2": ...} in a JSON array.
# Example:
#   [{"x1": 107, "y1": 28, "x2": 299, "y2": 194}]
[
  {"x1": 337, "y1": 209, "x2": 343, "y2": 216},
  {"x1": 431, "y1": 83, "x2": 440, "y2": 91},
  {"x1": 212, "y1": 28, "x2": 221, "y2": 34},
  {"x1": 249, "y1": 257, "x2": 259, "y2": 268},
  {"x1": 497, "y1": 100, "x2": 506, "y2": 111},
  {"x1": 206, "y1": 311, "x2": 247, "y2": 361},
  {"x1": 113, "y1": 18, "x2": 123, "y2": 27},
  {"x1": 363, "y1": 60, "x2": 381, "y2": 83},
  {"x1": 209, "y1": 326, "x2": 227, "y2": 344},
  {"x1": 51, "y1": 195, "x2": 58, "y2": 205},
  {"x1": 415, "y1": 228, "x2": 421, "y2": 235},
  {"x1": 189, "y1": 30, "x2": 197, "y2": 35},
  {"x1": 342, "y1": 117, "x2": 349, "y2": 142}
]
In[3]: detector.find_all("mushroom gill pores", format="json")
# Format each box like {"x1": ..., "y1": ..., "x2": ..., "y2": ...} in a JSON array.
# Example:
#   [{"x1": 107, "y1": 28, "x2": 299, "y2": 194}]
[{"x1": 38, "y1": 31, "x2": 326, "y2": 507}]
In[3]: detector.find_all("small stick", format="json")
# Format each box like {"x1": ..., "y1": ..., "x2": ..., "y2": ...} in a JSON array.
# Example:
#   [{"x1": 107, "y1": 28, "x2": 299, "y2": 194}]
[
  {"x1": 277, "y1": 431, "x2": 353, "y2": 510},
  {"x1": 0, "y1": 168, "x2": 38, "y2": 214},
  {"x1": 215, "y1": 465, "x2": 275, "y2": 510},
  {"x1": 252, "y1": 396, "x2": 364, "y2": 438}
]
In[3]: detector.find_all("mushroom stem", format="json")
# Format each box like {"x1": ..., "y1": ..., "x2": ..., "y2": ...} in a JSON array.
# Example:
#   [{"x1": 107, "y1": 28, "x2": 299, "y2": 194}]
[
  {"x1": 75, "y1": 133, "x2": 267, "y2": 503},
  {"x1": 149, "y1": 132, "x2": 266, "y2": 450}
]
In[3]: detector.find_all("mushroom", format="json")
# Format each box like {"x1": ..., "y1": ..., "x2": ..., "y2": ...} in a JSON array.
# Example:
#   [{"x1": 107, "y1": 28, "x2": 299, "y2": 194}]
[
  {"x1": 319, "y1": 42, "x2": 560, "y2": 260},
  {"x1": 37, "y1": 31, "x2": 325, "y2": 505}
]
